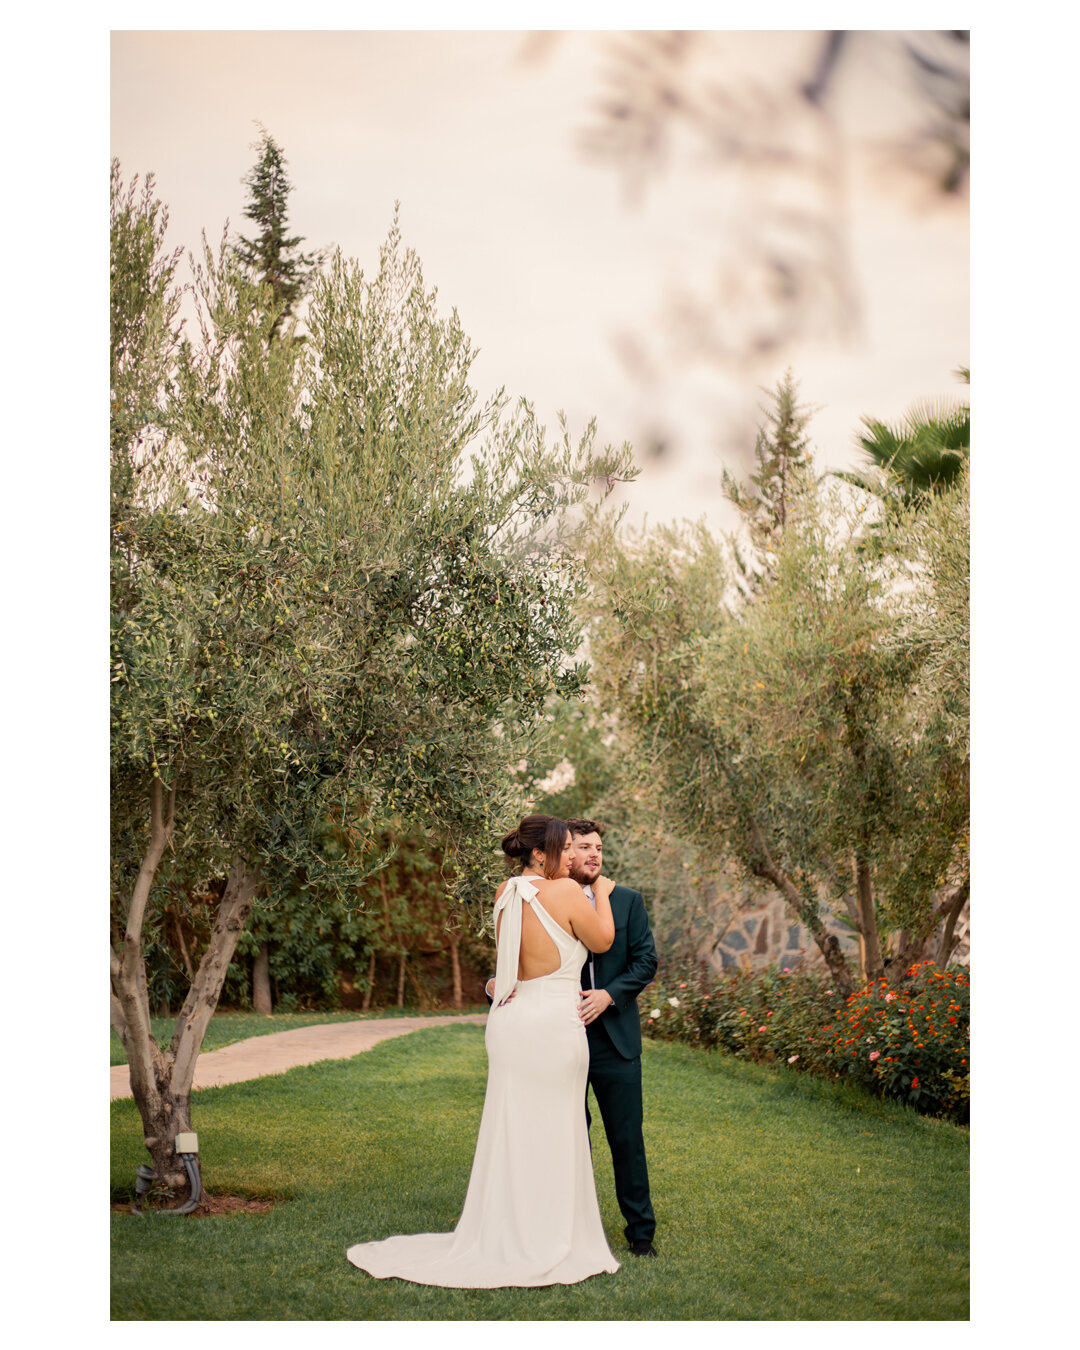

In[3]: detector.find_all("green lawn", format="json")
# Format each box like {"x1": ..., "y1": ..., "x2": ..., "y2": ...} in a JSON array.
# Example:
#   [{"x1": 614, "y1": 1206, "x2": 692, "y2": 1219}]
[
  {"x1": 110, "y1": 1007, "x2": 487, "y2": 1065},
  {"x1": 110, "y1": 1026, "x2": 968, "y2": 1320}
]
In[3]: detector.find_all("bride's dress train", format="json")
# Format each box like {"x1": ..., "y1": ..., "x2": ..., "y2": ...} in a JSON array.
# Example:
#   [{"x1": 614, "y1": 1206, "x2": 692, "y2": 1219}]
[{"x1": 346, "y1": 875, "x2": 619, "y2": 1287}]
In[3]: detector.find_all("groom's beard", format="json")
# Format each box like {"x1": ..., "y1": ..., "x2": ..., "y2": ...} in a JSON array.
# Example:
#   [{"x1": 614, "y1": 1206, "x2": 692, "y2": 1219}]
[{"x1": 570, "y1": 862, "x2": 601, "y2": 887}]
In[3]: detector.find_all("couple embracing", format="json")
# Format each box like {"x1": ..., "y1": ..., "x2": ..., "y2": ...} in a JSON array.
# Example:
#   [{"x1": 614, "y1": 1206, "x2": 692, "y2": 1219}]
[{"x1": 347, "y1": 814, "x2": 659, "y2": 1288}]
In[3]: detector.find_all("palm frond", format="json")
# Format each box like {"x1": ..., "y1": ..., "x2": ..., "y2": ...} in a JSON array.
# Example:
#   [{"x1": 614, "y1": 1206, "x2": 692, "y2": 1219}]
[
  {"x1": 854, "y1": 392, "x2": 969, "y2": 503},
  {"x1": 900, "y1": 399, "x2": 969, "y2": 443}
]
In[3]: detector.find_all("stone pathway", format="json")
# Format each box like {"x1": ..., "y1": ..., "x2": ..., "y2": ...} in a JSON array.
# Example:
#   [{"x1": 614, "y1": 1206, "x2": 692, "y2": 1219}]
[{"x1": 109, "y1": 1014, "x2": 488, "y2": 1101}]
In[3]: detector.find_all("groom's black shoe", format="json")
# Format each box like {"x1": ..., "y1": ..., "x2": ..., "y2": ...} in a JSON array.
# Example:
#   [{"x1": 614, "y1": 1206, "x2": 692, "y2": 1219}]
[{"x1": 628, "y1": 1239, "x2": 657, "y2": 1257}]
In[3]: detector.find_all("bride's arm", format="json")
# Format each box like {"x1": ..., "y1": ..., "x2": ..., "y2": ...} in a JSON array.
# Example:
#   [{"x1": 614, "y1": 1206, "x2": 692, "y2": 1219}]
[{"x1": 566, "y1": 876, "x2": 615, "y2": 953}]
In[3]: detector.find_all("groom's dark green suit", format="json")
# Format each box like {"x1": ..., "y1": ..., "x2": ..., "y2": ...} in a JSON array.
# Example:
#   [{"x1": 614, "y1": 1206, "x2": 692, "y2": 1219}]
[{"x1": 582, "y1": 883, "x2": 658, "y2": 1245}]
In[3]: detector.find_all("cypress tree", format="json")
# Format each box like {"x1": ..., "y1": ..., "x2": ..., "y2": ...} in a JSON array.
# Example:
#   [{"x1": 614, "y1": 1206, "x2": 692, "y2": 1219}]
[
  {"x1": 722, "y1": 368, "x2": 816, "y2": 590},
  {"x1": 233, "y1": 126, "x2": 323, "y2": 337}
]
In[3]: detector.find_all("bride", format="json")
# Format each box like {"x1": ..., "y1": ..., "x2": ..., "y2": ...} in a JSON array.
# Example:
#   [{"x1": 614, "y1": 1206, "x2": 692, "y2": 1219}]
[{"x1": 346, "y1": 813, "x2": 621, "y2": 1287}]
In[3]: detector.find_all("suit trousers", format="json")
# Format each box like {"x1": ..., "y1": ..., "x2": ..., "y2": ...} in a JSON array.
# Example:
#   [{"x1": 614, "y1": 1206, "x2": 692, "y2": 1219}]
[{"x1": 584, "y1": 1028, "x2": 655, "y2": 1243}]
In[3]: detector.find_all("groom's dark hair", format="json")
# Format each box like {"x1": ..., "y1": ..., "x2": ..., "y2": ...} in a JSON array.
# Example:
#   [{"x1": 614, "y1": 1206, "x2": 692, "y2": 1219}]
[{"x1": 566, "y1": 818, "x2": 605, "y2": 838}]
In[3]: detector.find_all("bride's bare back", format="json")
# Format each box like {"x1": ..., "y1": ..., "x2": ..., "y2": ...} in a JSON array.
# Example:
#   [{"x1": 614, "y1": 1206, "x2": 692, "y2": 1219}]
[{"x1": 496, "y1": 875, "x2": 615, "y2": 982}]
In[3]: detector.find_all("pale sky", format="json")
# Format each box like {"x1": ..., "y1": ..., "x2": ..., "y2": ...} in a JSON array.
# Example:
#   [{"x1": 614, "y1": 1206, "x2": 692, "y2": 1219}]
[{"x1": 110, "y1": 28, "x2": 969, "y2": 533}]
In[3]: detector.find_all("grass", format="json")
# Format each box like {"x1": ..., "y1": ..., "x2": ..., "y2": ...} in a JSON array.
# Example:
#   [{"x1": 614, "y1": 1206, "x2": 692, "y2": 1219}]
[
  {"x1": 110, "y1": 1007, "x2": 487, "y2": 1066},
  {"x1": 110, "y1": 1026, "x2": 968, "y2": 1320}
]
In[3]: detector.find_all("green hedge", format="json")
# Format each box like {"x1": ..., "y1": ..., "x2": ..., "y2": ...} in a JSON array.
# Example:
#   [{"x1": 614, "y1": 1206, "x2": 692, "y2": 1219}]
[{"x1": 641, "y1": 959, "x2": 969, "y2": 1123}]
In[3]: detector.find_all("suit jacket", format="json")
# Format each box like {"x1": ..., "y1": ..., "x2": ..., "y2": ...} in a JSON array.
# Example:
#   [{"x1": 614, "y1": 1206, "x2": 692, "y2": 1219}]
[{"x1": 583, "y1": 884, "x2": 658, "y2": 1060}]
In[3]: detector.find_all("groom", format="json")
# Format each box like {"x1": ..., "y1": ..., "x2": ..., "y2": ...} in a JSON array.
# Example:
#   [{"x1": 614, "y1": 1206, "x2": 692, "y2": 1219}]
[{"x1": 565, "y1": 817, "x2": 659, "y2": 1258}]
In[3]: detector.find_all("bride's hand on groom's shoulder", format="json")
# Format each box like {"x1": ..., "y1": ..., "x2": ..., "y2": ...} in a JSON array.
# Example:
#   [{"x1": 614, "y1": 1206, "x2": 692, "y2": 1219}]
[{"x1": 595, "y1": 875, "x2": 615, "y2": 901}]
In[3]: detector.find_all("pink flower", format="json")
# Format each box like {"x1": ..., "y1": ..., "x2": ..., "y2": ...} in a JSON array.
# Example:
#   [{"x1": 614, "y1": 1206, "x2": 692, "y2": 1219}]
[
  {"x1": 787, "y1": 1054, "x2": 799, "y2": 1063},
  {"x1": 679, "y1": 982, "x2": 687, "y2": 988},
  {"x1": 869, "y1": 1051, "x2": 880, "y2": 1061},
  {"x1": 884, "y1": 992, "x2": 897, "y2": 1002},
  {"x1": 758, "y1": 1025, "x2": 767, "y2": 1032},
  {"x1": 782, "y1": 967, "x2": 791, "y2": 973}
]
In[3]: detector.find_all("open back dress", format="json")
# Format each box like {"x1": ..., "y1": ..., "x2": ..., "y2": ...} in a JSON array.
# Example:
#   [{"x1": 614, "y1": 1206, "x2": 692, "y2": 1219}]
[{"x1": 345, "y1": 874, "x2": 620, "y2": 1287}]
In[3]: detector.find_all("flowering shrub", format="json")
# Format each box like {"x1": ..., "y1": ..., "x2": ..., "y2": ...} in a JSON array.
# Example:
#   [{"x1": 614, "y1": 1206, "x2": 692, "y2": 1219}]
[
  {"x1": 639, "y1": 963, "x2": 837, "y2": 1071},
  {"x1": 640, "y1": 959, "x2": 969, "y2": 1123},
  {"x1": 826, "y1": 962, "x2": 969, "y2": 1122}
]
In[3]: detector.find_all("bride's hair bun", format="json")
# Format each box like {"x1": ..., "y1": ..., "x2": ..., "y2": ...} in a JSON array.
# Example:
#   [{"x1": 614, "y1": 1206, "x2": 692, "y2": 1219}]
[{"x1": 501, "y1": 814, "x2": 569, "y2": 878}]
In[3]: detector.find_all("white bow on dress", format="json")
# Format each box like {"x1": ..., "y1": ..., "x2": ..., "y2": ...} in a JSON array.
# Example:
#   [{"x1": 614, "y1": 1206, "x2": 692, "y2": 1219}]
[{"x1": 490, "y1": 874, "x2": 538, "y2": 1009}]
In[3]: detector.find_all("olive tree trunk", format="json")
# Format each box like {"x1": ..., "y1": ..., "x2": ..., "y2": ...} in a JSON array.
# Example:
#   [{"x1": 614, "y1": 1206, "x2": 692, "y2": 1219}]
[
  {"x1": 853, "y1": 851, "x2": 885, "y2": 982},
  {"x1": 396, "y1": 952, "x2": 407, "y2": 1007},
  {"x1": 448, "y1": 931, "x2": 463, "y2": 1009},
  {"x1": 885, "y1": 878, "x2": 970, "y2": 987},
  {"x1": 110, "y1": 780, "x2": 261, "y2": 1195},
  {"x1": 935, "y1": 879, "x2": 969, "y2": 966},
  {"x1": 747, "y1": 815, "x2": 854, "y2": 994},
  {"x1": 252, "y1": 942, "x2": 273, "y2": 1015},
  {"x1": 361, "y1": 949, "x2": 376, "y2": 1010}
]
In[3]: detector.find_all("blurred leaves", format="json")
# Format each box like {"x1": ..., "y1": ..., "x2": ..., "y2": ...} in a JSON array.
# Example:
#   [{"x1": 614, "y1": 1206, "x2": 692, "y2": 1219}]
[{"x1": 556, "y1": 28, "x2": 970, "y2": 446}]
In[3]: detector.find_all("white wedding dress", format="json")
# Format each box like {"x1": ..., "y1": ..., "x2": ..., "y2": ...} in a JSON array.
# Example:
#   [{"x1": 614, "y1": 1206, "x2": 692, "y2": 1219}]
[{"x1": 346, "y1": 875, "x2": 620, "y2": 1287}]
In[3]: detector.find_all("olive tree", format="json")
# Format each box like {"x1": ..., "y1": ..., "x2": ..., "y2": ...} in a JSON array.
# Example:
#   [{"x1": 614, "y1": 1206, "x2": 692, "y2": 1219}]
[
  {"x1": 585, "y1": 435, "x2": 968, "y2": 994},
  {"x1": 110, "y1": 166, "x2": 636, "y2": 1197}
]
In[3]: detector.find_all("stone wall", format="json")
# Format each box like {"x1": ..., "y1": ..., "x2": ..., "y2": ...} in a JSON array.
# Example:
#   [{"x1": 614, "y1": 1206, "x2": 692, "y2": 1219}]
[
  {"x1": 707, "y1": 894, "x2": 970, "y2": 974},
  {"x1": 941, "y1": 899, "x2": 970, "y2": 965}
]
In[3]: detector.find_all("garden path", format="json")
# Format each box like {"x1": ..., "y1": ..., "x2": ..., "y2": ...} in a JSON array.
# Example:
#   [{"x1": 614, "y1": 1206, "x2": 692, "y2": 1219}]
[{"x1": 109, "y1": 1014, "x2": 488, "y2": 1100}]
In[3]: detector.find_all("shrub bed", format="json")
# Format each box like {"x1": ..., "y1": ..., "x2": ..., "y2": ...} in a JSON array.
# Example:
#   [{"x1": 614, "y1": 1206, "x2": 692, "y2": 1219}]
[{"x1": 640, "y1": 959, "x2": 969, "y2": 1123}]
